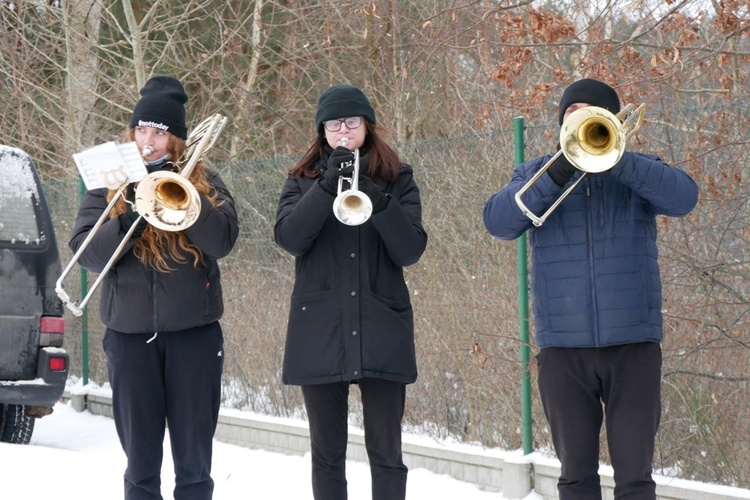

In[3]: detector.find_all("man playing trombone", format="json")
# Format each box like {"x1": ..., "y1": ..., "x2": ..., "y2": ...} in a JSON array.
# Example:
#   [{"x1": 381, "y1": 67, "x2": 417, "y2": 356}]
[
  {"x1": 483, "y1": 78, "x2": 698, "y2": 500},
  {"x1": 68, "y1": 75, "x2": 239, "y2": 500}
]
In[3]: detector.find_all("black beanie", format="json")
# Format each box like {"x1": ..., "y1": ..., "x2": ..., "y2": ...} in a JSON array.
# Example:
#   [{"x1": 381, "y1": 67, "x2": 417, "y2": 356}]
[
  {"x1": 129, "y1": 76, "x2": 188, "y2": 139},
  {"x1": 558, "y1": 78, "x2": 620, "y2": 125},
  {"x1": 314, "y1": 85, "x2": 376, "y2": 131}
]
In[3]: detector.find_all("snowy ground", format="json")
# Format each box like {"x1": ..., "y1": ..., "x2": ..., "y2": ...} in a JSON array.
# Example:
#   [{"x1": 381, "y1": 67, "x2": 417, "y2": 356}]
[{"x1": 1, "y1": 401, "x2": 540, "y2": 499}]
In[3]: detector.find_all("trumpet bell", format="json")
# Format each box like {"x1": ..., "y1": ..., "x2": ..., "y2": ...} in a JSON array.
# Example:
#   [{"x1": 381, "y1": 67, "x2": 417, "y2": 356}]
[
  {"x1": 333, "y1": 190, "x2": 373, "y2": 226},
  {"x1": 135, "y1": 170, "x2": 202, "y2": 231},
  {"x1": 561, "y1": 106, "x2": 626, "y2": 174}
]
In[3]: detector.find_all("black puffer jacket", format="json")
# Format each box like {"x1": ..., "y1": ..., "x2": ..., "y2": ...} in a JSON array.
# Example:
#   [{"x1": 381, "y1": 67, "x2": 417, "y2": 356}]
[
  {"x1": 274, "y1": 157, "x2": 427, "y2": 385},
  {"x1": 69, "y1": 169, "x2": 238, "y2": 333}
]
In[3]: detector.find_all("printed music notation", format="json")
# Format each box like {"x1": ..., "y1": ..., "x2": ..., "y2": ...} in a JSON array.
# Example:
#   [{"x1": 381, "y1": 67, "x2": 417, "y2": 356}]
[{"x1": 72, "y1": 141, "x2": 148, "y2": 191}]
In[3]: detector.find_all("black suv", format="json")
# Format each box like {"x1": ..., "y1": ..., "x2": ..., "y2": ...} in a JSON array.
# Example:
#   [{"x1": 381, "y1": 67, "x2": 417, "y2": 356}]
[{"x1": 0, "y1": 145, "x2": 69, "y2": 444}]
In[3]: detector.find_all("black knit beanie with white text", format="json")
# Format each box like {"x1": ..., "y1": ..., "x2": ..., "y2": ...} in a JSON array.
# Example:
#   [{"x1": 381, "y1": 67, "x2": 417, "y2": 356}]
[{"x1": 129, "y1": 76, "x2": 188, "y2": 139}]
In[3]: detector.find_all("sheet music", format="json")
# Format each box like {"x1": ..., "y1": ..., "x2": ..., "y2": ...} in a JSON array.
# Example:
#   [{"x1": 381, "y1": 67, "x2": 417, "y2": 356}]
[{"x1": 72, "y1": 141, "x2": 149, "y2": 191}]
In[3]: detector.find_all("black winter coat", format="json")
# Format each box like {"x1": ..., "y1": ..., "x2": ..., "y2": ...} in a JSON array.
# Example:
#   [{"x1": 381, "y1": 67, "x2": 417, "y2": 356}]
[
  {"x1": 275, "y1": 161, "x2": 427, "y2": 386},
  {"x1": 69, "y1": 170, "x2": 239, "y2": 333}
]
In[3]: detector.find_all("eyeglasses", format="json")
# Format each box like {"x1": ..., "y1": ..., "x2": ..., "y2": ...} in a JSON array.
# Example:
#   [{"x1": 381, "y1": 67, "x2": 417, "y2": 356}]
[{"x1": 323, "y1": 116, "x2": 362, "y2": 132}]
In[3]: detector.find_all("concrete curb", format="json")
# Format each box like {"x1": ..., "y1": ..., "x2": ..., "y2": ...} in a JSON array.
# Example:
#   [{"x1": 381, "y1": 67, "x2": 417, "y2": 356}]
[{"x1": 64, "y1": 391, "x2": 750, "y2": 500}]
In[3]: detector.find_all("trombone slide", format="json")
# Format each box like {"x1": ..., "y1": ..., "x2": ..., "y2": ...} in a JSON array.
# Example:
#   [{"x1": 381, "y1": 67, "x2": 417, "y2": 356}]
[{"x1": 54, "y1": 184, "x2": 142, "y2": 317}]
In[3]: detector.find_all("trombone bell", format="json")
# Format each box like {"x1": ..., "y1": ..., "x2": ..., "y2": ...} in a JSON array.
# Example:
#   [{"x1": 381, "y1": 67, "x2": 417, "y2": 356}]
[
  {"x1": 514, "y1": 104, "x2": 646, "y2": 227},
  {"x1": 135, "y1": 170, "x2": 202, "y2": 231},
  {"x1": 156, "y1": 178, "x2": 190, "y2": 210},
  {"x1": 561, "y1": 106, "x2": 625, "y2": 174}
]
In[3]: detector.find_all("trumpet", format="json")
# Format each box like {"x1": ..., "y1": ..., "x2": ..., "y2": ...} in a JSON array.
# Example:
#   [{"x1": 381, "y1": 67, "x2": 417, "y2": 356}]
[
  {"x1": 332, "y1": 138, "x2": 373, "y2": 226},
  {"x1": 514, "y1": 103, "x2": 646, "y2": 227},
  {"x1": 55, "y1": 113, "x2": 227, "y2": 316}
]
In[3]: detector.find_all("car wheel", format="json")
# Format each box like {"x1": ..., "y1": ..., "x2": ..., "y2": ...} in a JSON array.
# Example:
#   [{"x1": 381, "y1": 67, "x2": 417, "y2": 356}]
[{"x1": 0, "y1": 404, "x2": 35, "y2": 444}]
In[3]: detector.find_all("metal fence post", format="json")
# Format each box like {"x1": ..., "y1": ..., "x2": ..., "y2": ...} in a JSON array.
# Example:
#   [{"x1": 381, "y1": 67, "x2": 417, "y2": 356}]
[
  {"x1": 514, "y1": 116, "x2": 533, "y2": 455},
  {"x1": 78, "y1": 176, "x2": 89, "y2": 385}
]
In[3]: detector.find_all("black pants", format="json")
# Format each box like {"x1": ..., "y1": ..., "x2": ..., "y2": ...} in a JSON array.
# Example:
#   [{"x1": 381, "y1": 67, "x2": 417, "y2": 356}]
[
  {"x1": 536, "y1": 342, "x2": 662, "y2": 500},
  {"x1": 104, "y1": 323, "x2": 224, "y2": 500},
  {"x1": 301, "y1": 378, "x2": 408, "y2": 500}
]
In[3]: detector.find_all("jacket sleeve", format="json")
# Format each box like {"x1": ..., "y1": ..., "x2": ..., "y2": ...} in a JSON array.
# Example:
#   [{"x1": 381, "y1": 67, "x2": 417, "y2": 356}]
[
  {"x1": 68, "y1": 188, "x2": 139, "y2": 273},
  {"x1": 483, "y1": 155, "x2": 563, "y2": 240},
  {"x1": 370, "y1": 170, "x2": 428, "y2": 267},
  {"x1": 182, "y1": 170, "x2": 239, "y2": 259},
  {"x1": 274, "y1": 176, "x2": 333, "y2": 257},
  {"x1": 611, "y1": 153, "x2": 698, "y2": 216}
]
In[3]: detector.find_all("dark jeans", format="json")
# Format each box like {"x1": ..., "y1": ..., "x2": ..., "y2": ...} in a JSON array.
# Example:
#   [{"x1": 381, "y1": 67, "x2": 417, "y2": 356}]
[
  {"x1": 104, "y1": 323, "x2": 224, "y2": 500},
  {"x1": 536, "y1": 342, "x2": 662, "y2": 500},
  {"x1": 301, "y1": 378, "x2": 408, "y2": 500}
]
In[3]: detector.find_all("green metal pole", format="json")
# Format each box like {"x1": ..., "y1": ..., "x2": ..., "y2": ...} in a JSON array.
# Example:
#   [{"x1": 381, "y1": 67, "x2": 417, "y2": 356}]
[
  {"x1": 514, "y1": 116, "x2": 533, "y2": 455},
  {"x1": 78, "y1": 176, "x2": 89, "y2": 385}
]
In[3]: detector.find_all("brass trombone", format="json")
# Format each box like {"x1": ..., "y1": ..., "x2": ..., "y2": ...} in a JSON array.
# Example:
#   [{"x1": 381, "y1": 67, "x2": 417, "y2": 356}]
[
  {"x1": 332, "y1": 138, "x2": 373, "y2": 226},
  {"x1": 55, "y1": 113, "x2": 227, "y2": 316},
  {"x1": 514, "y1": 103, "x2": 646, "y2": 227}
]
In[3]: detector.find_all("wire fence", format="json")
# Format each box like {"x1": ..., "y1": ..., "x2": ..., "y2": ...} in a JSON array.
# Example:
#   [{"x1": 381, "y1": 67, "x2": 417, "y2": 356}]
[{"x1": 48, "y1": 100, "x2": 750, "y2": 488}]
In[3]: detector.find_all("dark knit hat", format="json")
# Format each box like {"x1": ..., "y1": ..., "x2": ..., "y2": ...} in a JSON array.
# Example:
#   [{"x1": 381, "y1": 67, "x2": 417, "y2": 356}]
[
  {"x1": 129, "y1": 76, "x2": 188, "y2": 139},
  {"x1": 314, "y1": 85, "x2": 376, "y2": 131},
  {"x1": 558, "y1": 78, "x2": 620, "y2": 125}
]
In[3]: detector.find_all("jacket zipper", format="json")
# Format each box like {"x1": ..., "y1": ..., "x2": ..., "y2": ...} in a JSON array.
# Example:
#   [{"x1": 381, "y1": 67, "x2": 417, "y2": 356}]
[
  {"x1": 596, "y1": 176, "x2": 604, "y2": 227},
  {"x1": 586, "y1": 178, "x2": 600, "y2": 347},
  {"x1": 151, "y1": 268, "x2": 158, "y2": 334}
]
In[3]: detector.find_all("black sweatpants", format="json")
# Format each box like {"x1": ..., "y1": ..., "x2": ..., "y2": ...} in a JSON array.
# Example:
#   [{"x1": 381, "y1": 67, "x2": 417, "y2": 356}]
[
  {"x1": 103, "y1": 323, "x2": 224, "y2": 500},
  {"x1": 536, "y1": 342, "x2": 662, "y2": 500},
  {"x1": 301, "y1": 378, "x2": 408, "y2": 500}
]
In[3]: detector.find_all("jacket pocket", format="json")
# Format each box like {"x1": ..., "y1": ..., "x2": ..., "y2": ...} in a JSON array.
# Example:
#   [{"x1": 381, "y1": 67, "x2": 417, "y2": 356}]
[
  {"x1": 283, "y1": 289, "x2": 344, "y2": 381},
  {"x1": 360, "y1": 290, "x2": 416, "y2": 380}
]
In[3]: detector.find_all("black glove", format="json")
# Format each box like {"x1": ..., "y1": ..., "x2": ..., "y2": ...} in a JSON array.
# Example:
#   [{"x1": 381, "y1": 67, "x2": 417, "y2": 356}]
[
  {"x1": 357, "y1": 175, "x2": 390, "y2": 214},
  {"x1": 118, "y1": 184, "x2": 148, "y2": 237},
  {"x1": 547, "y1": 151, "x2": 577, "y2": 186},
  {"x1": 319, "y1": 147, "x2": 355, "y2": 195}
]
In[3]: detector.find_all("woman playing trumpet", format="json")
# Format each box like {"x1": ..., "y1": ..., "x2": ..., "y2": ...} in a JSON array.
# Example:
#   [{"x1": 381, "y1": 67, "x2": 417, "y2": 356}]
[
  {"x1": 274, "y1": 84, "x2": 428, "y2": 500},
  {"x1": 68, "y1": 75, "x2": 239, "y2": 500}
]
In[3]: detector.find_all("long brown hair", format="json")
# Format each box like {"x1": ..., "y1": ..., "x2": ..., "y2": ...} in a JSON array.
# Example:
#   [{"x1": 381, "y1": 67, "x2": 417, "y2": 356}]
[
  {"x1": 107, "y1": 128, "x2": 219, "y2": 272},
  {"x1": 289, "y1": 121, "x2": 401, "y2": 182}
]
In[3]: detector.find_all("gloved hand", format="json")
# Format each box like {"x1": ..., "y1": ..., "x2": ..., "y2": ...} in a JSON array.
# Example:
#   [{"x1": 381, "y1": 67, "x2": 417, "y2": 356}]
[
  {"x1": 320, "y1": 147, "x2": 355, "y2": 195},
  {"x1": 547, "y1": 151, "x2": 577, "y2": 186},
  {"x1": 357, "y1": 175, "x2": 390, "y2": 214},
  {"x1": 118, "y1": 183, "x2": 148, "y2": 237}
]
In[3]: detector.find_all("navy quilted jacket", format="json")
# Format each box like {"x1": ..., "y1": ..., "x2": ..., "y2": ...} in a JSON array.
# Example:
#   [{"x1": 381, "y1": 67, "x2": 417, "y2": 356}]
[{"x1": 483, "y1": 151, "x2": 698, "y2": 348}]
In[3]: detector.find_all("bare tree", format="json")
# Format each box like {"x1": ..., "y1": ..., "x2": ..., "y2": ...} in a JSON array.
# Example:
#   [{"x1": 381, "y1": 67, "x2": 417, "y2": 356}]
[{"x1": 3, "y1": 0, "x2": 749, "y2": 488}]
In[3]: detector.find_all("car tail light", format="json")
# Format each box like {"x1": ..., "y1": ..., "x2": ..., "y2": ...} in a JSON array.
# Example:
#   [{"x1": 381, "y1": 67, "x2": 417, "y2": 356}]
[
  {"x1": 40, "y1": 316, "x2": 65, "y2": 347},
  {"x1": 41, "y1": 316, "x2": 65, "y2": 334},
  {"x1": 49, "y1": 356, "x2": 67, "y2": 372}
]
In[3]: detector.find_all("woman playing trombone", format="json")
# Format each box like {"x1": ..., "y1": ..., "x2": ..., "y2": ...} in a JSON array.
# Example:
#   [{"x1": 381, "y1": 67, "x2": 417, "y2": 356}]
[
  {"x1": 68, "y1": 75, "x2": 239, "y2": 500},
  {"x1": 274, "y1": 84, "x2": 428, "y2": 500}
]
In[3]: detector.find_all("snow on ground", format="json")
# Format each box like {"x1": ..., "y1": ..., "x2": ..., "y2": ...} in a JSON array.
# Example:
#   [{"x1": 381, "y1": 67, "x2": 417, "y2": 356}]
[{"x1": 0, "y1": 401, "x2": 541, "y2": 499}]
